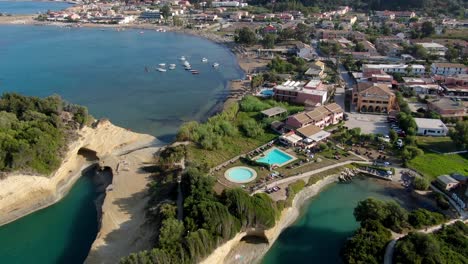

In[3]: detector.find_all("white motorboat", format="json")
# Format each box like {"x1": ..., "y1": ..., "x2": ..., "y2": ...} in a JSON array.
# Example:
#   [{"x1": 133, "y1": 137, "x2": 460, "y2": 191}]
[
  {"x1": 179, "y1": 56, "x2": 186, "y2": 61},
  {"x1": 201, "y1": 58, "x2": 208, "y2": 62},
  {"x1": 212, "y1": 63, "x2": 219, "y2": 67},
  {"x1": 159, "y1": 63, "x2": 166, "y2": 67},
  {"x1": 157, "y1": 68, "x2": 167, "y2": 72},
  {"x1": 169, "y1": 64, "x2": 176, "y2": 70}
]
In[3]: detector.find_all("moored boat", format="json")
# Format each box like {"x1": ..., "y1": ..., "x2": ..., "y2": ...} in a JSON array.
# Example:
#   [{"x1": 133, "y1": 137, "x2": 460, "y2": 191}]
[
  {"x1": 201, "y1": 58, "x2": 208, "y2": 62},
  {"x1": 212, "y1": 62, "x2": 219, "y2": 67},
  {"x1": 157, "y1": 68, "x2": 167, "y2": 72},
  {"x1": 159, "y1": 63, "x2": 166, "y2": 67}
]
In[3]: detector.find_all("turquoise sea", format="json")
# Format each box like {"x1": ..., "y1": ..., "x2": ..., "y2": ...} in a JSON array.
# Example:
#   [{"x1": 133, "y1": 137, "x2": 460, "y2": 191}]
[
  {"x1": 0, "y1": 1, "x2": 72, "y2": 14},
  {"x1": 0, "y1": 25, "x2": 243, "y2": 263},
  {"x1": 0, "y1": 25, "x2": 243, "y2": 141},
  {"x1": 262, "y1": 178, "x2": 395, "y2": 264}
]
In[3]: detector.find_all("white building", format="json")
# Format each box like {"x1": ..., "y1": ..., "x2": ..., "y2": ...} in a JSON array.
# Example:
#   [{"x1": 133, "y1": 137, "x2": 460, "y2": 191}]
[
  {"x1": 211, "y1": 1, "x2": 247, "y2": 7},
  {"x1": 362, "y1": 64, "x2": 426, "y2": 75},
  {"x1": 414, "y1": 118, "x2": 448, "y2": 136},
  {"x1": 431, "y1": 63, "x2": 467, "y2": 76},
  {"x1": 415, "y1": 42, "x2": 448, "y2": 57}
]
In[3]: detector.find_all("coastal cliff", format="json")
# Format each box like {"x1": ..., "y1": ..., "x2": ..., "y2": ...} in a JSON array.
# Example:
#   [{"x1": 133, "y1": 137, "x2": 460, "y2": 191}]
[
  {"x1": 0, "y1": 119, "x2": 156, "y2": 226},
  {"x1": 201, "y1": 175, "x2": 340, "y2": 264}
]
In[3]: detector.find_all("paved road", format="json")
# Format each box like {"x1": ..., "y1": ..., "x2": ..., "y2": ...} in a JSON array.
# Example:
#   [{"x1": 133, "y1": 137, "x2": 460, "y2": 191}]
[
  {"x1": 384, "y1": 219, "x2": 468, "y2": 264},
  {"x1": 339, "y1": 64, "x2": 355, "y2": 89}
]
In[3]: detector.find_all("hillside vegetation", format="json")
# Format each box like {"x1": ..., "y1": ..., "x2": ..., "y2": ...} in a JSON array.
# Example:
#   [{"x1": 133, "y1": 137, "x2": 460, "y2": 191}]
[
  {"x1": 0, "y1": 93, "x2": 91, "y2": 175},
  {"x1": 249, "y1": 0, "x2": 466, "y2": 16}
]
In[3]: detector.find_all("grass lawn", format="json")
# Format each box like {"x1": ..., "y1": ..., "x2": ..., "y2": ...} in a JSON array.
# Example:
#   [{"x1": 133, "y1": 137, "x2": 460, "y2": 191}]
[
  {"x1": 408, "y1": 153, "x2": 468, "y2": 180},
  {"x1": 416, "y1": 136, "x2": 460, "y2": 153},
  {"x1": 186, "y1": 132, "x2": 277, "y2": 168}
]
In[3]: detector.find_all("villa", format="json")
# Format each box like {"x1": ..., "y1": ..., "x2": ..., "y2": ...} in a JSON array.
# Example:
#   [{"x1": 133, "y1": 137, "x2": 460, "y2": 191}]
[
  {"x1": 285, "y1": 103, "x2": 344, "y2": 129},
  {"x1": 304, "y1": 61, "x2": 326, "y2": 79}
]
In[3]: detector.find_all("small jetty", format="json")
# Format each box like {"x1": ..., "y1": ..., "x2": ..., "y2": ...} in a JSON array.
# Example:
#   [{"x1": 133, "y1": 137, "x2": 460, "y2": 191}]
[{"x1": 338, "y1": 168, "x2": 358, "y2": 182}]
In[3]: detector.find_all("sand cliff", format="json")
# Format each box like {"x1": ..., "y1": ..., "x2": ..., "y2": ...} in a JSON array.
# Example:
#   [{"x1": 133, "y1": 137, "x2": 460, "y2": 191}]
[
  {"x1": 201, "y1": 175, "x2": 340, "y2": 264},
  {"x1": 0, "y1": 119, "x2": 157, "y2": 226}
]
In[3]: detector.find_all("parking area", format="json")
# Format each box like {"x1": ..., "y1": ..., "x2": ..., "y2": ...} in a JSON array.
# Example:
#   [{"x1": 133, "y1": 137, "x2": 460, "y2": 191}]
[{"x1": 345, "y1": 113, "x2": 389, "y2": 135}]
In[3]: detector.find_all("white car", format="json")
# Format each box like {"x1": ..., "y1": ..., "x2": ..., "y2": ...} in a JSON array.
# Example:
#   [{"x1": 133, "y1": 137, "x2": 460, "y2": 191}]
[{"x1": 396, "y1": 139, "x2": 403, "y2": 148}]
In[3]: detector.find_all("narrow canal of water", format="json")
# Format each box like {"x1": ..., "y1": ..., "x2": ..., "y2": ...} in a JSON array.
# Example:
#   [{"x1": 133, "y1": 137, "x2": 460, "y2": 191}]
[{"x1": 262, "y1": 177, "x2": 397, "y2": 264}]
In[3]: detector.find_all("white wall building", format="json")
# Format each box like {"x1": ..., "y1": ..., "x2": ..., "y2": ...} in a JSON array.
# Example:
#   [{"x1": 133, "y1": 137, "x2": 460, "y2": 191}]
[
  {"x1": 362, "y1": 64, "x2": 426, "y2": 75},
  {"x1": 431, "y1": 63, "x2": 467, "y2": 76},
  {"x1": 414, "y1": 118, "x2": 448, "y2": 136},
  {"x1": 416, "y1": 42, "x2": 448, "y2": 56}
]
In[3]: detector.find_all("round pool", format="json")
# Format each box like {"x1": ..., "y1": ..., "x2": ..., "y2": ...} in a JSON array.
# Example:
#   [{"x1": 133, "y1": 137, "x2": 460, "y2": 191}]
[{"x1": 224, "y1": 166, "x2": 257, "y2": 183}]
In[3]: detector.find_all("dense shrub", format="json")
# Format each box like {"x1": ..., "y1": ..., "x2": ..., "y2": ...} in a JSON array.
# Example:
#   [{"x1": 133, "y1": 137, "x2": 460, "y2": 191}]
[{"x1": 0, "y1": 93, "x2": 91, "y2": 174}]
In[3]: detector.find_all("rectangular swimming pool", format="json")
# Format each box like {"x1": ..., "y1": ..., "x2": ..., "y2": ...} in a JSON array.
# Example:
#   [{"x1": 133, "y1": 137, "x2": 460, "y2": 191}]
[{"x1": 255, "y1": 147, "x2": 296, "y2": 167}]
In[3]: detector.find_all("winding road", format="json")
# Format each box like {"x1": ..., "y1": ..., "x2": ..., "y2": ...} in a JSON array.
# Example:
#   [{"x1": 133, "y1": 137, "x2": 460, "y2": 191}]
[{"x1": 384, "y1": 219, "x2": 468, "y2": 264}]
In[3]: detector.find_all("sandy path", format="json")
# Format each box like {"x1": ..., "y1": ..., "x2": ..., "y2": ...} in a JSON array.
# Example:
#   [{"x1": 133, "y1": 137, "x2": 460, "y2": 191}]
[{"x1": 85, "y1": 146, "x2": 161, "y2": 264}]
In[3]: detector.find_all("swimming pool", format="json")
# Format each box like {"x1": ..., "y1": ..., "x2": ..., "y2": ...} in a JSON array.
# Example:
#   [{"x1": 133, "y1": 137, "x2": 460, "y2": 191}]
[
  {"x1": 225, "y1": 166, "x2": 257, "y2": 183},
  {"x1": 260, "y1": 89, "x2": 274, "y2": 96},
  {"x1": 256, "y1": 148, "x2": 296, "y2": 167}
]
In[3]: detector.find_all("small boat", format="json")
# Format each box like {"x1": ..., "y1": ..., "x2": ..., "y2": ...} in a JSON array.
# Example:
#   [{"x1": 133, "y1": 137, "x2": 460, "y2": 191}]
[
  {"x1": 157, "y1": 68, "x2": 167, "y2": 72},
  {"x1": 183, "y1": 61, "x2": 190, "y2": 67},
  {"x1": 159, "y1": 63, "x2": 166, "y2": 67},
  {"x1": 212, "y1": 63, "x2": 219, "y2": 67},
  {"x1": 201, "y1": 58, "x2": 208, "y2": 62},
  {"x1": 169, "y1": 64, "x2": 176, "y2": 70},
  {"x1": 139, "y1": 31, "x2": 144, "y2": 34},
  {"x1": 179, "y1": 56, "x2": 186, "y2": 61},
  {"x1": 191, "y1": 70, "x2": 199, "y2": 75},
  {"x1": 185, "y1": 66, "x2": 192, "y2": 70}
]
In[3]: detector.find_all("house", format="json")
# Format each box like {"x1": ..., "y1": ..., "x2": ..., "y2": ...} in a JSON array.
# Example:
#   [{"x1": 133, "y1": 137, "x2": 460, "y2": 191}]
[
  {"x1": 285, "y1": 103, "x2": 343, "y2": 129},
  {"x1": 304, "y1": 61, "x2": 325, "y2": 79},
  {"x1": 353, "y1": 83, "x2": 396, "y2": 113},
  {"x1": 211, "y1": 1, "x2": 247, "y2": 8},
  {"x1": 296, "y1": 125, "x2": 331, "y2": 147},
  {"x1": 378, "y1": 43, "x2": 403, "y2": 57},
  {"x1": 278, "y1": 131, "x2": 303, "y2": 146},
  {"x1": 296, "y1": 44, "x2": 318, "y2": 61},
  {"x1": 273, "y1": 80, "x2": 327, "y2": 106},
  {"x1": 362, "y1": 64, "x2": 426, "y2": 75},
  {"x1": 139, "y1": 10, "x2": 163, "y2": 20},
  {"x1": 434, "y1": 74, "x2": 468, "y2": 96},
  {"x1": 359, "y1": 40, "x2": 379, "y2": 55},
  {"x1": 277, "y1": 13, "x2": 294, "y2": 22},
  {"x1": 427, "y1": 98, "x2": 467, "y2": 118},
  {"x1": 431, "y1": 63, "x2": 467, "y2": 76},
  {"x1": 437, "y1": 175, "x2": 460, "y2": 191},
  {"x1": 414, "y1": 118, "x2": 448, "y2": 136},
  {"x1": 261, "y1": 107, "x2": 287, "y2": 118},
  {"x1": 415, "y1": 42, "x2": 448, "y2": 57},
  {"x1": 262, "y1": 24, "x2": 278, "y2": 34}
]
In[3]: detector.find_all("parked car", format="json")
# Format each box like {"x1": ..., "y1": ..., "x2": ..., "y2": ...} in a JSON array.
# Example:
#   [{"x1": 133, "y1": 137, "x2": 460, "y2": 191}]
[
  {"x1": 396, "y1": 139, "x2": 403, "y2": 148},
  {"x1": 343, "y1": 114, "x2": 349, "y2": 121}
]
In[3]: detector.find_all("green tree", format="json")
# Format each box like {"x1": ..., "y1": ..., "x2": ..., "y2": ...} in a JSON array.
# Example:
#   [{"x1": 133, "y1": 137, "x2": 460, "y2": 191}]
[
  {"x1": 413, "y1": 177, "x2": 429, "y2": 190},
  {"x1": 161, "y1": 5, "x2": 171, "y2": 22},
  {"x1": 354, "y1": 198, "x2": 389, "y2": 223},
  {"x1": 449, "y1": 120, "x2": 468, "y2": 149},
  {"x1": 421, "y1": 21, "x2": 435, "y2": 37},
  {"x1": 261, "y1": 33, "x2": 276, "y2": 49},
  {"x1": 235, "y1": 27, "x2": 257, "y2": 45}
]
